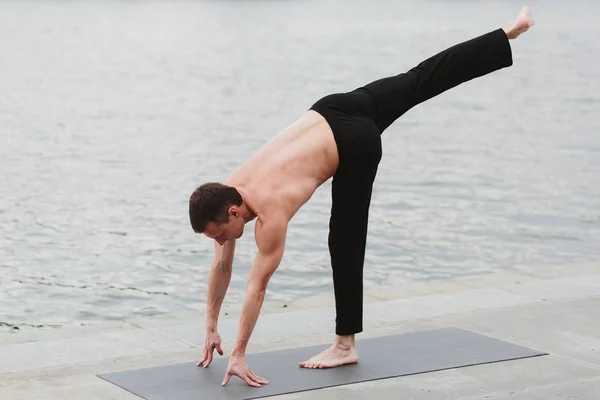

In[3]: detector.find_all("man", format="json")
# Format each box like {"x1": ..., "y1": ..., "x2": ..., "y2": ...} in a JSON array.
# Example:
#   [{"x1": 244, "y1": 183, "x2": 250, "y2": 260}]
[{"x1": 189, "y1": 7, "x2": 535, "y2": 388}]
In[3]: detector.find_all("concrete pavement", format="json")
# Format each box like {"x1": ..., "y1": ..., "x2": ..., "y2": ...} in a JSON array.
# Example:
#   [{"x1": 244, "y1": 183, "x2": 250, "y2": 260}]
[{"x1": 1, "y1": 261, "x2": 600, "y2": 399}]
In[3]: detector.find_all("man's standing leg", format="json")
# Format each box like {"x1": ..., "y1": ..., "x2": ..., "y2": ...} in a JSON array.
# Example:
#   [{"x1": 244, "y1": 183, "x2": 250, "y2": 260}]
[
  {"x1": 329, "y1": 167, "x2": 380, "y2": 337},
  {"x1": 300, "y1": 127, "x2": 382, "y2": 368}
]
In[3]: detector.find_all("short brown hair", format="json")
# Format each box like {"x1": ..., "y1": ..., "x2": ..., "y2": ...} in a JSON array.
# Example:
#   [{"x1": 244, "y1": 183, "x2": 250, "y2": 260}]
[{"x1": 189, "y1": 182, "x2": 243, "y2": 233}]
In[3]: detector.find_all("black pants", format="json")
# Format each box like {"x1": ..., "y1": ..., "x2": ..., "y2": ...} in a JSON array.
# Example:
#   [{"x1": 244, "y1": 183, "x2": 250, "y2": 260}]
[{"x1": 309, "y1": 28, "x2": 513, "y2": 336}]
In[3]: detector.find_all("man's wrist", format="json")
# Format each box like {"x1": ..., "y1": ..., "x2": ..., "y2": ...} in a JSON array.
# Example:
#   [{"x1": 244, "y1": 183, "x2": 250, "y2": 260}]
[
  {"x1": 232, "y1": 340, "x2": 248, "y2": 357},
  {"x1": 206, "y1": 318, "x2": 218, "y2": 333},
  {"x1": 231, "y1": 348, "x2": 245, "y2": 358}
]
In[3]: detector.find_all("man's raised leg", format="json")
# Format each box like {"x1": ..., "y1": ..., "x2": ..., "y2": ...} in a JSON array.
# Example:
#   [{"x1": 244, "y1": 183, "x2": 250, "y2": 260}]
[{"x1": 358, "y1": 6, "x2": 535, "y2": 134}]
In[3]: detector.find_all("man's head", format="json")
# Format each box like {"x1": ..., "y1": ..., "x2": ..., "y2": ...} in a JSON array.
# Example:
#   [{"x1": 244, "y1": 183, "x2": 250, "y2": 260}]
[{"x1": 189, "y1": 182, "x2": 246, "y2": 244}]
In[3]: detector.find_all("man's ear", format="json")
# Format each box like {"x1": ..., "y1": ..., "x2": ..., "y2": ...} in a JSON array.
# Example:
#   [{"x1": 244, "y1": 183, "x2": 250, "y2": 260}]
[{"x1": 229, "y1": 206, "x2": 239, "y2": 218}]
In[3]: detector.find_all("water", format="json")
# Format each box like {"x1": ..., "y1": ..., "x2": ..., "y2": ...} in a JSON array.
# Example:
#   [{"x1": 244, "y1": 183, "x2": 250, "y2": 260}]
[{"x1": 1, "y1": 0, "x2": 599, "y2": 331}]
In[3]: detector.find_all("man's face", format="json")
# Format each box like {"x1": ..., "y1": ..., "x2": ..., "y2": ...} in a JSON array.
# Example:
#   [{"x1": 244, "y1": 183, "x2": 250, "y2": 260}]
[{"x1": 204, "y1": 208, "x2": 245, "y2": 245}]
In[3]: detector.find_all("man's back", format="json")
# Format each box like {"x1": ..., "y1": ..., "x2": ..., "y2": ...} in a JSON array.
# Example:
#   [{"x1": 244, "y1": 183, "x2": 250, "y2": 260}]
[{"x1": 225, "y1": 110, "x2": 339, "y2": 222}]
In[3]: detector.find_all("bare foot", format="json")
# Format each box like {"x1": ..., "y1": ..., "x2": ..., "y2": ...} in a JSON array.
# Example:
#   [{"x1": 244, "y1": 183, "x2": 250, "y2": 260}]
[
  {"x1": 504, "y1": 6, "x2": 535, "y2": 39},
  {"x1": 299, "y1": 342, "x2": 358, "y2": 369}
]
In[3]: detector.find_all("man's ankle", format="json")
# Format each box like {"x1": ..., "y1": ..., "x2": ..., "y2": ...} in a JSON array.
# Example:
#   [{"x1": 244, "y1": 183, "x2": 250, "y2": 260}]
[{"x1": 335, "y1": 334, "x2": 355, "y2": 349}]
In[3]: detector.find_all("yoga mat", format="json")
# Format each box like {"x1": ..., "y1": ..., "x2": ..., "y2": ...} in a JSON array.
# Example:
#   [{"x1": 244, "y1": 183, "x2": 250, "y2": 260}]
[{"x1": 98, "y1": 327, "x2": 547, "y2": 400}]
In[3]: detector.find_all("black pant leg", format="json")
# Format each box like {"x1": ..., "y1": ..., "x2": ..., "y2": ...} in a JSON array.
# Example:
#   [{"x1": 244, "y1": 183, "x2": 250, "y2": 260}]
[
  {"x1": 328, "y1": 133, "x2": 381, "y2": 336},
  {"x1": 355, "y1": 28, "x2": 513, "y2": 132}
]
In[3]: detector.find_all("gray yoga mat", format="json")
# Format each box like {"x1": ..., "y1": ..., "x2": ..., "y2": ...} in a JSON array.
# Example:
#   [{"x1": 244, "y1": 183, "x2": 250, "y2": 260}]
[{"x1": 98, "y1": 327, "x2": 547, "y2": 400}]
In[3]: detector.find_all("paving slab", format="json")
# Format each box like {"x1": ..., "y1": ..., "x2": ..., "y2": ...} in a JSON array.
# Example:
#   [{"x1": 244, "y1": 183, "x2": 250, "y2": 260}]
[
  {"x1": 1, "y1": 374, "x2": 140, "y2": 400},
  {"x1": 0, "y1": 320, "x2": 138, "y2": 346},
  {"x1": 0, "y1": 328, "x2": 192, "y2": 374},
  {"x1": 361, "y1": 288, "x2": 537, "y2": 323},
  {"x1": 469, "y1": 378, "x2": 600, "y2": 400},
  {"x1": 435, "y1": 296, "x2": 600, "y2": 369},
  {"x1": 502, "y1": 274, "x2": 600, "y2": 300}
]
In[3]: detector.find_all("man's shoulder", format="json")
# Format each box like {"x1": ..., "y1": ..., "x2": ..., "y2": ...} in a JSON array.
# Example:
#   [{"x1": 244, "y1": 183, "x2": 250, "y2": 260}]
[
  {"x1": 255, "y1": 212, "x2": 289, "y2": 231},
  {"x1": 254, "y1": 213, "x2": 288, "y2": 251}
]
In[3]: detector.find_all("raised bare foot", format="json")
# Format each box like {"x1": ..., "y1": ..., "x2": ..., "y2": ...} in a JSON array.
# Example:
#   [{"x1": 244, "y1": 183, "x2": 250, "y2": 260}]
[
  {"x1": 299, "y1": 342, "x2": 358, "y2": 369},
  {"x1": 504, "y1": 6, "x2": 535, "y2": 39}
]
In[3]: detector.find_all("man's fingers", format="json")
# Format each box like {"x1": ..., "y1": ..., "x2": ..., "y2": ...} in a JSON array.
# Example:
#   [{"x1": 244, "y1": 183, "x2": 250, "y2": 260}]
[
  {"x1": 222, "y1": 371, "x2": 232, "y2": 386},
  {"x1": 243, "y1": 373, "x2": 261, "y2": 387},
  {"x1": 203, "y1": 351, "x2": 213, "y2": 368},
  {"x1": 246, "y1": 372, "x2": 259, "y2": 383},
  {"x1": 222, "y1": 370, "x2": 261, "y2": 388},
  {"x1": 249, "y1": 370, "x2": 268, "y2": 385},
  {"x1": 216, "y1": 343, "x2": 224, "y2": 356},
  {"x1": 196, "y1": 349, "x2": 208, "y2": 366},
  {"x1": 255, "y1": 376, "x2": 268, "y2": 384}
]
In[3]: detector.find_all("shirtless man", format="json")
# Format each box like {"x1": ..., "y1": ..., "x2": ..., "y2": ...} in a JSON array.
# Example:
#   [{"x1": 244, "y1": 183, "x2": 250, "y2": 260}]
[{"x1": 190, "y1": 7, "x2": 535, "y2": 388}]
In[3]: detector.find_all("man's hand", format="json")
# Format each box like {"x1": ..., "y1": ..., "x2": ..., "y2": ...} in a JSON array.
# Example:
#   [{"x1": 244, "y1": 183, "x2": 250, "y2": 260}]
[
  {"x1": 196, "y1": 330, "x2": 223, "y2": 368},
  {"x1": 222, "y1": 353, "x2": 268, "y2": 387}
]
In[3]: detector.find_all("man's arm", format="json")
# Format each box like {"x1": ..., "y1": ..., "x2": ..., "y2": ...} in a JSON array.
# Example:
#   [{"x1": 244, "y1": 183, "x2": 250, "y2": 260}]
[
  {"x1": 206, "y1": 238, "x2": 236, "y2": 332},
  {"x1": 231, "y1": 218, "x2": 287, "y2": 356}
]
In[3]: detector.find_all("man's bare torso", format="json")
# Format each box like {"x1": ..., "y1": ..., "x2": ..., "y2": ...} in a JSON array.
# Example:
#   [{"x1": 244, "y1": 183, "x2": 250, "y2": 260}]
[{"x1": 225, "y1": 110, "x2": 338, "y2": 223}]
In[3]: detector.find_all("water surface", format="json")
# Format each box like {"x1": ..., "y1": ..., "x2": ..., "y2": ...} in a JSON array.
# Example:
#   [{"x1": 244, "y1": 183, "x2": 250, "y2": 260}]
[{"x1": 1, "y1": 0, "x2": 599, "y2": 331}]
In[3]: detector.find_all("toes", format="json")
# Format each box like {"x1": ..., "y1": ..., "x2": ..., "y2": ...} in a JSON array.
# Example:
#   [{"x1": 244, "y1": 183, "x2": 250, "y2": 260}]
[
  {"x1": 306, "y1": 357, "x2": 318, "y2": 368},
  {"x1": 300, "y1": 351, "x2": 331, "y2": 369},
  {"x1": 299, "y1": 359, "x2": 315, "y2": 368}
]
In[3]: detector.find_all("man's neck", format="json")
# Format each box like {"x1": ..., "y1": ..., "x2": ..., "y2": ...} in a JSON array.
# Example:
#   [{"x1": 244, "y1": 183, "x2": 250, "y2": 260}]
[{"x1": 237, "y1": 189, "x2": 257, "y2": 222}]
